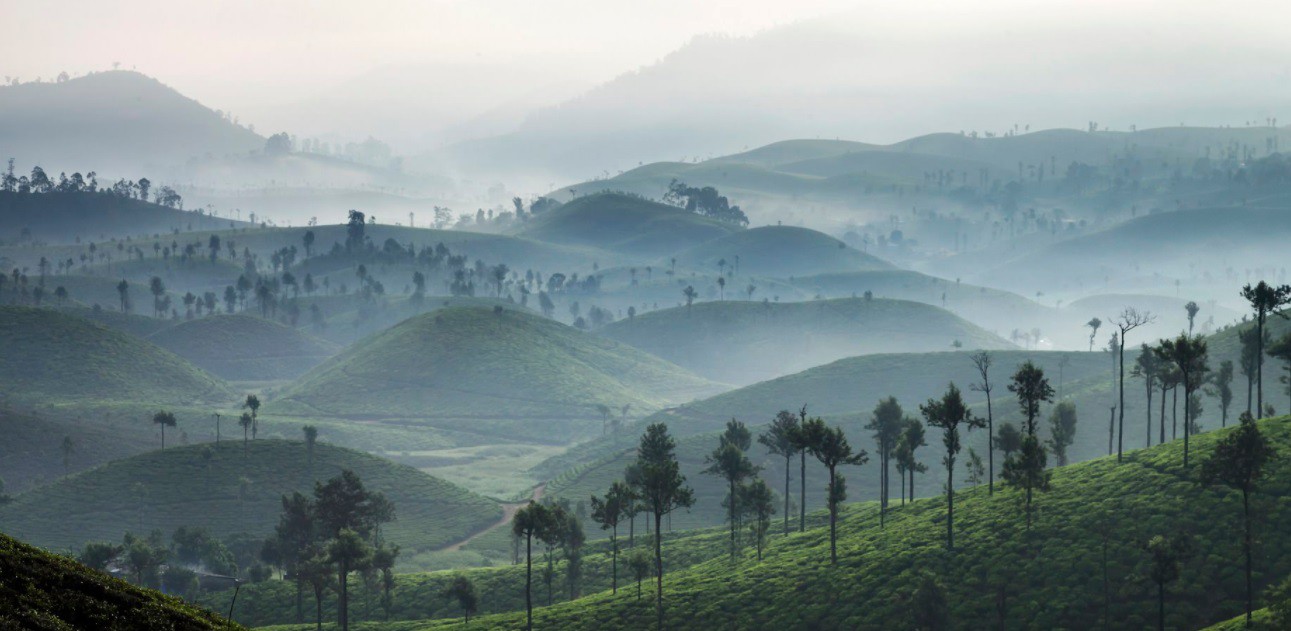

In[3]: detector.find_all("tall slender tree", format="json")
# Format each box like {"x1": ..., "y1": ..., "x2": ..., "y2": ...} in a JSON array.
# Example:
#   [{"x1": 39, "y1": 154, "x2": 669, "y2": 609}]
[
  {"x1": 793, "y1": 405, "x2": 811, "y2": 532},
  {"x1": 1208, "y1": 360, "x2": 1235, "y2": 429},
  {"x1": 1266, "y1": 333, "x2": 1291, "y2": 416},
  {"x1": 1240, "y1": 281, "x2": 1291, "y2": 417},
  {"x1": 921, "y1": 383, "x2": 985, "y2": 550},
  {"x1": 244, "y1": 394, "x2": 262, "y2": 439},
  {"x1": 1008, "y1": 361, "x2": 1055, "y2": 438},
  {"x1": 1133, "y1": 344, "x2": 1162, "y2": 446},
  {"x1": 590, "y1": 481, "x2": 631, "y2": 593},
  {"x1": 866, "y1": 397, "x2": 904, "y2": 526},
  {"x1": 1155, "y1": 334, "x2": 1210, "y2": 468},
  {"x1": 511, "y1": 501, "x2": 551, "y2": 631},
  {"x1": 969, "y1": 351, "x2": 997, "y2": 493},
  {"x1": 1112, "y1": 308, "x2": 1154, "y2": 461},
  {"x1": 757, "y1": 410, "x2": 801, "y2": 535},
  {"x1": 635, "y1": 423, "x2": 694, "y2": 629},
  {"x1": 1238, "y1": 326, "x2": 1266, "y2": 416},
  {"x1": 801, "y1": 417, "x2": 867, "y2": 562},
  {"x1": 703, "y1": 419, "x2": 758, "y2": 559}
]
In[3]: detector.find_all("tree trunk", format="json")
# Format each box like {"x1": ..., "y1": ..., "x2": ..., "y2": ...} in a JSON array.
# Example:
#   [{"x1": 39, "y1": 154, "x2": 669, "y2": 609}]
[
  {"x1": 783, "y1": 454, "x2": 791, "y2": 535},
  {"x1": 314, "y1": 586, "x2": 323, "y2": 631},
  {"x1": 1172, "y1": 387, "x2": 1178, "y2": 440},
  {"x1": 1244, "y1": 489, "x2": 1253, "y2": 627},
  {"x1": 1182, "y1": 383, "x2": 1191, "y2": 468},
  {"x1": 160, "y1": 424, "x2": 165, "y2": 450},
  {"x1": 655, "y1": 511, "x2": 664, "y2": 631},
  {"x1": 1118, "y1": 337, "x2": 1126, "y2": 461},
  {"x1": 986, "y1": 389, "x2": 995, "y2": 494},
  {"x1": 296, "y1": 578, "x2": 302, "y2": 624},
  {"x1": 946, "y1": 452, "x2": 955, "y2": 550},
  {"x1": 611, "y1": 524, "x2": 618, "y2": 594},
  {"x1": 1145, "y1": 379, "x2": 1154, "y2": 448},
  {"x1": 729, "y1": 477, "x2": 737, "y2": 559},
  {"x1": 1257, "y1": 313, "x2": 1265, "y2": 417},
  {"x1": 339, "y1": 560, "x2": 348, "y2": 631},
  {"x1": 1160, "y1": 383, "x2": 1167, "y2": 445},
  {"x1": 828, "y1": 465, "x2": 838, "y2": 563},
  {"x1": 1158, "y1": 582, "x2": 1165, "y2": 631},
  {"x1": 799, "y1": 451, "x2": 806, "y2": 532},
  {"x1": 525, "y1": 533, "x2": 532, "y2": 631}
]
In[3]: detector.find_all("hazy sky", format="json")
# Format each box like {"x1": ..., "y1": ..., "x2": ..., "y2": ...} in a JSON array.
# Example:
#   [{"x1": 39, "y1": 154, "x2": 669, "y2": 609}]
[{"x1": 2, "y1": 0, "x2": 851, "y2": 107}]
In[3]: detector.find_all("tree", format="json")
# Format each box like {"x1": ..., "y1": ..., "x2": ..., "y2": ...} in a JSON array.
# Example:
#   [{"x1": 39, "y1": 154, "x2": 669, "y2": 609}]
[
  {"x1": 635, "y1": 423, "x2": 694, "y2": 629},
  {"x1": 1086, "y1": 317, "x2": 1102, "y2": 352},
  {"x1": 866, "y1": 397, "x2": 904, "y2": 526},
  {"x1": 994, "y1": 422, "x2": 1023, "y2": 461},
  {"x1": 1185, "y1": 300, "x2": 1200, "y2": 334},
  {"x1": 152, "y1": 411, "x2": 176, "y2": 449},
  {"x1": 1002, "y1": 434, "x2": 1050, "y2": 530},
  {"x1": 328, "y1": 529, "x2": 371, "y2": 631},
  {"x1": 590, "y1": 481, "x2": 631, "y2": 593},
  {"x1": 1239, "y1": 326, "x2": 1266, "y2": 416},
  {"x1": 628, "y1": 548, "x2": 651, "y2": 600},
  {"x1": 757, "y1": 410, "x2": 801, "y2": 535},
  {"x1": 1155, "y1": 334, "x2": 1209, "y2": 468},
  {"x1": 345, "y1": 210, "x2": 366, "y2": 252},
  {"x1": 302, "y1": 230, "x2": 315, "y2": 257},
  {"x1": 116, "y1": 278, "x2": 129, "y2": 312},
  {"x1": 148, "y1": 276, "x2": 166, "y2": 317},
  {"x1": 1008, "y1": 361, "x2": 1055, "y2": 438},
  {"x1": 238, "y1": 413, "x2": 253, "y2": 451},
  {"x1": 1240, "y1": 281, "x2": 1291, "y2": 417},
  {"x1": 1046, "y1": 401, "x2": 1078, "y2": 466},
  {"x1": 1145, "y1": 534, "x2": 1193, "y2": 631},
  {"x1": 1112, "y1": 308, "x2": 1154, "y2": 461},
  {"x1": 303, "y1": 425, "x2": 318, "y2": 470},
  {"x1": 297, "y1": 548, "x2": 335, "y2": 631},
  {"x1": 1207, "y1": 360, "x2": 1235, "y2": 429},
  {"x1": 244, "y1": 394, "x2": 261, "y2": 439},
  {"x1": 1267, "y1": 333, "x2": 1291, "y2": 416},
  {"x1": 1133, "y1": 343, "x2": 1163, "y2": 446},
  {"x1": 443, "y1": 574, "x2": 478, "y2": 624},
  {"x1": 801, "y1": 417, "x2": 867, "y2": 562},
  {"x1": 682, "y1": 285, "x2": 697, "y2": 310},
  {"x1": 270, "y1": 491, "x2": 316, "y2": 624},
  {"x1": 895, "y1": 417, "x2": 928, "y2": 504},
  {"x1": 78, "y1": 542, "x2": 123, "y2": 572},
  {"x1": 1201, "y1": 413, "x2": 1277, "y2": 626},
  {"x1": 921, "y1": 383, "x2": 985, "y2": 550},
  {"x1": 511, "y1": 502, "x2": 551, "y2": 631},
  {"x1": 742, "y1": 478, "x2": 775, "y2": 560},
  {"x1": 968, "y1": 351, "x2": 997, "y2": 493},
  {"x1": 703, "y1": 419, "x2": 758, "y2": 559}
]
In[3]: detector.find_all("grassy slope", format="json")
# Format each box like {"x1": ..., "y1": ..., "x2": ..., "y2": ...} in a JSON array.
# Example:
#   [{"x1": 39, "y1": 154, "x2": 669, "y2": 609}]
[
  {"x1": 0, "y1": 192, "x2": 248, "y2": 244},
  {"x1": 0, "y1": 306, "x2": 231, "y2": 406},
  {"x1": 0, "y1": 440, "x2": 501, "y2": 555},
  {"x1": 517, "y1": 192, "x2": 739, "y2": 259},
  {"x1": 598, "y1": 297, "x2": 1013, "y2": 385},
  {"x1": 411, "y1": 417, "x2": 1291, "y2": 630},
  {"x1": 0, "y1": 532, "x2": 240, "y2": 631},
  {"x1": 671, "y1": 225, "x2": 892, "y2": 278},
  {"x1": 0, "y1": 407, "x2": 150, "y2": 493},
  {"x1": 146, "y1": 314, "x2": 338, "y2": 381},
  {"x1": 273, "y1": 307, "x2": 721, "y2": 421}
]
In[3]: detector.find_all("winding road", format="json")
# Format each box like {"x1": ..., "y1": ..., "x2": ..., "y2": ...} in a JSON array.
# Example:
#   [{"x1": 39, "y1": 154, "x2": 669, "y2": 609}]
[{"x1": 441, "y1": 483, "x2": 546, "y2": 552}]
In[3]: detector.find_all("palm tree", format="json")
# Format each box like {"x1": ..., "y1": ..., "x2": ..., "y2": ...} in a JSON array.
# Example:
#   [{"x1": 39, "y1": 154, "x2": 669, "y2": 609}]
[{"x1": 152, "y1": 411, "x2": 176, "y2": 449}]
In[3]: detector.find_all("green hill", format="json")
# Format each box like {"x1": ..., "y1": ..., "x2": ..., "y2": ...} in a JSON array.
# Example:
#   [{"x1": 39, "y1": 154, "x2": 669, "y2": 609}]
[
  {"x1": 0, "y1": 532, "x2": 239, "y2": 630},
  {"x1": 517, "y1": 192, "x2": 739, "y2": 258},
  {"x1": 0, "y1": 306, "x2": 231, "y2": 406},
  {"x1": 0, "y1": 407, "x2": 153, "y2": 493},
  {"x1": 146, "y1": 314, "x2": 338, "y2": 381},
  {"x1": 273, "y1": 306, "x2": 722, "y2": 423},
  {"x1": 598, "y1": 297, "x2": 1012, "y2": 385},
  {"x1": 671, "y1": 225, "x2": 892, "y2": 278},
  {"x1": 401, "y1": 417, "x2": 1291, "y2": 630},
  {"x1": 0, "y1": 440, "x2": 501, "y2": 556},
  {"x1": 0, "y1": 191, "x2": 243, "y2": 244}
]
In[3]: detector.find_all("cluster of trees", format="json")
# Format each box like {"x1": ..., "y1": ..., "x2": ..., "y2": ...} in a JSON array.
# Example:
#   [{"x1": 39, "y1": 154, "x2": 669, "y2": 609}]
[
  {"x1": 511, "y1": 499, "x2": 588, "y2": 629},
  {"x1": 1, "y1": 160, "x2": 182, "y2": 208},
  {"x1": 78, "y1": 526, "x2": 240, "y2": 599},
  {"x1": 663, "y1": 180, "x2": 750, "y2": 226}
]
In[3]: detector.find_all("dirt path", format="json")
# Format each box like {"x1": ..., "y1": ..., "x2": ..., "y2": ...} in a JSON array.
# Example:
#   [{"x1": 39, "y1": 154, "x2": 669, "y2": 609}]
[{"x1": 441, "y1": 483, "x2": 545, "y2": 552}]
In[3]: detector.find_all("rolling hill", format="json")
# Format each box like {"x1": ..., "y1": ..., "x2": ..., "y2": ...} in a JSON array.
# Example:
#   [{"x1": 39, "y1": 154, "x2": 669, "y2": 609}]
[
  {"x1": 272, "y1": 306, "x2": 723, "y2": 425},
  {"x1": 0, "y1": 306, "x2": 231, "y2": 406},
  {"x1": 670, "y1": 225, "x2": 893, "y2": 278},
  {"x1": 0, "y1": 71, "x2": 260, "y2": 174},
  {"x1": 598, "y1": 297, "x2": 1012, "y2": 385},
  {"x1": 430, "y1": 416, "x2": 1291, "y2": 630},
  {"x1": 146, "y1": 314, "x2": 338, "y2": 381},
  {"x1": 0, "y1": 439, "x2": 501, "y2": 557},
  {"x1": 0, "y1": 192, "x2": 244, "y2": 244},
  {"x1": 0, "y1": 532, "x2": 240, "y2": 630},
  {"x1": 516, "y1": 192, "x2": 739, "y2": 259}
]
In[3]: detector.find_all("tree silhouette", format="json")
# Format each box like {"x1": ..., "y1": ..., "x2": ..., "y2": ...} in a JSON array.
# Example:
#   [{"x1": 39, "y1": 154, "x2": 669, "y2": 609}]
[
  {"x1": 757, "y1": 410, "x2": 801, "y2": 535},
  {"x1": 1145, "y1": 533, "x2": 1192, "y2": 631},
  {"x1": 1155, "y1": 334, "x2": 1209, "y2": 468},
  {"x1": 968, "y1": 351, "x2": 997, "y2": 493},
  {"x1": 238, "y1": 413, "x2": 253, "y2": 452},
  {"x1": 1086, "y1": 317, "x2": 1102, "y2": 352},
  {"x1": 443, "y1": 573, "x2": 478, "y2": 624},
  {"x1": 682, "y1": 285, "x2": 697, "y2": 311},
  {"x1": 116, "y1": 278, "x2": 129, "y2": 312},
  {"x1": 1201, "y1": 412, "x2": 1276, "y2": 626},
  {"x1": 327, "y1": 529, "x2": 371, "y2": 631},
  {"x1": 590, "y1": 481, "x2": 631, "y2": 593},
  {"x1": 1185, "y1": 301, "x2": 1200, "y2": 334},
  {"x1": 895, "y1": 417, "x2": 928, "y2": 503},
  {"x1": 635, "y1": 423, "x2": 694, "y2": 628},
  {"x1": 244, "y1": 394, "x2": 261, "y2": 439},
  {"x1": 152, "y1": 411, "x2": 176, "y2": 450},
  {"x1": 1207, "y1": 360, "x2": 1235, "y2": 429},
  {"x1": 1240, "y1": 281, "x2": 1291, "y2": 416},
  {"x1": 628, "y1": 548, "x2": 651, "y2": 600},
  {"x1": 148, "y1": 276, "x2": 165, "y2": 318},
  {"x1": 993, "y1": 422, "x2": 1022, "y2": 461},
  {"x1": 511, "y1": 501, "x2": 551, "y2": 631},
  {"x1": 1238, "y1": 326, "x2": 1266, "y2": 417},
  {"x1": 703, "y1": 419, "x2": 758, "y2": 559},
  {"x1": 1133, "y1": 344, "x2": 1163, "y2": 445},
  {"x1": 303, "y1": 425, "x2": 318, "y2": 471},
  {"x1": 743, "y1": 478, "x2": 775, "y2": 560},
  {"x1": 801, "y1": 416, "x2": 867, "y2": 562},
  {"x1": 1267, "y1": 333, "x2": 1291, "y2": 416},
  {"x1": 866, "y1": 397, "x2": 904, "y2": 526},
  {"x1": 920, "y1": 383, "x2": 985, "y2": 550},
  {"x1": 1046, "y1": 401, "x2": 1078, "y2": 466},
  {"x1": 1002, "y1": 434, "x2": 1050, "y2": 530},
  {"x1": 1008, "y1": 361, "x2": 1054, "y2": 438},
  {"x1": 1112, "y1": 308, "x2": 1154, "y2": 461}
]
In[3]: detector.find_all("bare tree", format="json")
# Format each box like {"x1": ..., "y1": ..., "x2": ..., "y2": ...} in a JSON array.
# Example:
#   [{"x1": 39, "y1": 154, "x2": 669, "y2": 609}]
[{"x1": 1111, "y1": 308, "x2": 1154, "y2": 462}]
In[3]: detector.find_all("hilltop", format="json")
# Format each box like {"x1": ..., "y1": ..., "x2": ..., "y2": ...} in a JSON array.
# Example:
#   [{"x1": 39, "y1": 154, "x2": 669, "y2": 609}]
[
  {"x1": 146, "y1": 314, "x2": 338, "y2": 381},
  {"x1": 421, "y1": 417, "x2": 1291, "y2": 630},
  {"x1": 0, "y1": 532, "x2": 239, "y2": 630},
  {"x1": 0, "y1": 71, "x2": 261, "y2": 172},
  {"x1": 0, "y1": 439, "x2": 501, "y2": 556},
  {"x1": 0, "y1": 306, "x2": 230, "y2": 406},
  {"x1": 0, "y1": 191, "x2": 242, "y2": 243},
  {"x1": 671, "y1": 225, "x2": 892, "y2": 278},
  {"x1": 516, "y1": 192, "x2": 739, "y2": 259},
  {"x1": 273, "y1": 306, "x2": 722, "y2": 424},
  {"x1": 598, "y1": 297, "x2": 1011, "y2": 385}
]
